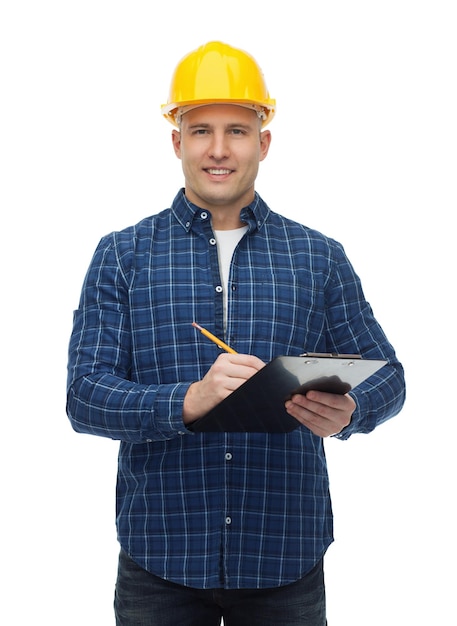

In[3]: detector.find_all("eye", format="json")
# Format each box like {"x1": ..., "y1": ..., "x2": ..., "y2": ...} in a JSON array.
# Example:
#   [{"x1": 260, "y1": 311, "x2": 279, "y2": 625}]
[{"x1": 189, "y1": 127, "x2": 210, "y2": 136}]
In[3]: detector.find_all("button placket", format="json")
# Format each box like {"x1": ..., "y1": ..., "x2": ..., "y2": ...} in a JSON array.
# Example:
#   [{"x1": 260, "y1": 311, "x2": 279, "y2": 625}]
[{"x1": 224, "y1": 444, "x2": 233, "y2": 533}]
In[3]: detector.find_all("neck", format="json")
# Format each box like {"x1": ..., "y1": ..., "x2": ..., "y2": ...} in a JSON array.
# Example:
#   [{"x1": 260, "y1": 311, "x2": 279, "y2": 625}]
[
  {"x1": 211, "y1": 209, "x2": 246, "y2": 230},
  {"x1": 183, "y1": 188, "x2": 254, "y2": 231}
]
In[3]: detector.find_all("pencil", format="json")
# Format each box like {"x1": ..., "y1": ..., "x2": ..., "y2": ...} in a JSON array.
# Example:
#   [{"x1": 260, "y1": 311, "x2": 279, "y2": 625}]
[{"x1": 192, "y1": 322, "x2": 238, "y2": 354}]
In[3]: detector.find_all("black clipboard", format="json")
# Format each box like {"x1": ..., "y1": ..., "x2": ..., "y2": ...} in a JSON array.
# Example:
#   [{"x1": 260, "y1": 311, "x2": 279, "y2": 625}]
[{"x1": 188, "y1": 354, "x2": 387, "y2": 433}]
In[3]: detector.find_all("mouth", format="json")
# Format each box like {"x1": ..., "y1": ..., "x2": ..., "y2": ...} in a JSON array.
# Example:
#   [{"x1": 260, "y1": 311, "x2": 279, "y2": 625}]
[{"x1": 204, "y1": 168, "x2": 233, "y2": 176}]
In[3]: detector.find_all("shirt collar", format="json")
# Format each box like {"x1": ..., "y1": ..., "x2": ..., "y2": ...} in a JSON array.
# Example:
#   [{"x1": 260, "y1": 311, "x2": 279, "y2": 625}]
[{"x1": 171, "y1": 188, "x2": 270, "y2": 233}]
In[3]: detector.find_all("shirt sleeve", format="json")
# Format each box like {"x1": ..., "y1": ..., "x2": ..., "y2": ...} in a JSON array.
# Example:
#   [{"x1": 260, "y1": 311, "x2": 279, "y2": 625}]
[
  {"x1": 322, "y1": 239, "x2": 406, "y2": 439},
  {"x1": 66, "y1": 234, "x2": 192, "y2": 443}
]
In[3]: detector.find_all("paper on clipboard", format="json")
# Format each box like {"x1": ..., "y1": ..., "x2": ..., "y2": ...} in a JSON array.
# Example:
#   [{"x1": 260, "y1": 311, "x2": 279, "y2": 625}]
[{"x1": 188, "y1": 354, "x2": 387, "y2": 433}]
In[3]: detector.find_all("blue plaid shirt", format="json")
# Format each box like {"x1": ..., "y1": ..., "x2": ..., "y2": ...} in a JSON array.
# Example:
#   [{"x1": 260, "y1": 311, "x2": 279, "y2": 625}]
[{"x1": 67, "y1": 189, "x2": 405, "y2": 589}]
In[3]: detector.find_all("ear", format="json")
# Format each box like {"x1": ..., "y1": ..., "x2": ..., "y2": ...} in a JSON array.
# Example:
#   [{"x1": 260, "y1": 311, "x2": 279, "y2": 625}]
[
  {"x1": 171, "y1": 129, "x2": 182, "y2": 158},
  {"x1": 259, "y1": 130, "x2": 272, "y2": 162}
]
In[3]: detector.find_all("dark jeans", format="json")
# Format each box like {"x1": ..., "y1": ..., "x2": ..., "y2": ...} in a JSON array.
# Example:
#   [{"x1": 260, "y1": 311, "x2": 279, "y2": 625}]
[{"x1": 114, "y1": 549, "x2": 326, "y2": 626}]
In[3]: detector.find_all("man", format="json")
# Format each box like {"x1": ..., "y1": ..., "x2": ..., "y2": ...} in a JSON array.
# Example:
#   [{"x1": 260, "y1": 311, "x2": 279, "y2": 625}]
[{"x1": 67, "y1": 41, "x2": 405, "y2": 625}]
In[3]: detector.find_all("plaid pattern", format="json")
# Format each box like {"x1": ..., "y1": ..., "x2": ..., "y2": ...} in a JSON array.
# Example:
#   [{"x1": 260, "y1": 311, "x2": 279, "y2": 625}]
[{"x1": 67, "y1": 189, "x2": 405, "y2": 589}]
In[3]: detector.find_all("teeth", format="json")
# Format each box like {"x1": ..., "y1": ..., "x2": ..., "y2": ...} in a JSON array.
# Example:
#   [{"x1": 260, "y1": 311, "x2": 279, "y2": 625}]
[{"x1": 207, "y1": 169, "x2": 231, "y2": 175}]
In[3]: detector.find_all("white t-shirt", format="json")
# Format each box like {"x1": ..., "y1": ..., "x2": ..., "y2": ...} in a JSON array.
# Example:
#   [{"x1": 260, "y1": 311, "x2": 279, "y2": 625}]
[{"x1": 214, "y1": 226, "x2": 248, "y2": 327}]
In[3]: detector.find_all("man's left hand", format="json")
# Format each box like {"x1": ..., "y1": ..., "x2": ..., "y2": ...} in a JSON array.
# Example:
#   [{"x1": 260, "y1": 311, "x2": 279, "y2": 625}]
[{"x1": 285, "y1": 390, "x2": 356, "y2": 437}]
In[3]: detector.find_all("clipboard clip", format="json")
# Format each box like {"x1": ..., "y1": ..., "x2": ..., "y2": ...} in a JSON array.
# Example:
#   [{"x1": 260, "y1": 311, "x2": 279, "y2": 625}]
[{"x1": 299, "y1": 352, "x2": 362, "y2": 359}]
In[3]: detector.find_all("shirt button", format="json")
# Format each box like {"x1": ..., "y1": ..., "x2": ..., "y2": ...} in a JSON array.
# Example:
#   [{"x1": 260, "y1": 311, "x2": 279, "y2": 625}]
[
  {"x1": 225, "y1": 517, "x2": 232, "y2": 525},
  {"x1": 201, "y1": 212, "x2": 208, "y2": 219},
  {"x1": 215, "y1": 285, "x2": 223, "y2": 293},
  {"x1": 209, "y1": 238, "x2": 216, "y2": 245},
  {"x1": 225, "y1": 452, "x2": 232, "y2": 461}
]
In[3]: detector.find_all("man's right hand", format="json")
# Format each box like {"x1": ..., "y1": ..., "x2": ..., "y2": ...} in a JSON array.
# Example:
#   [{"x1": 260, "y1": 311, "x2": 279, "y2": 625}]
[{"x1": 182, "y1": 353, "x2": 265, "y2": 424}]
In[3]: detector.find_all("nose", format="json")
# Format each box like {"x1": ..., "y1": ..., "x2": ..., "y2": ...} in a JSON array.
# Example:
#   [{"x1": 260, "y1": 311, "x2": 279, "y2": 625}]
[{"x1": 207, "y1": 130, "x2": 229, "y2": 160}]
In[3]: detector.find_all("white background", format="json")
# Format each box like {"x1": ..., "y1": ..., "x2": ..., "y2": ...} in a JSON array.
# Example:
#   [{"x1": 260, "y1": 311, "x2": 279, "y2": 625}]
[{"x1": 1, "y1": 1, "x2": 456, "y2": 624}]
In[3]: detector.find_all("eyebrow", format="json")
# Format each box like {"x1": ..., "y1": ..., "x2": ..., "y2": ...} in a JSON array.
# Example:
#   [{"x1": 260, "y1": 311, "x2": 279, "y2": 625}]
[{"x1": 186, "y1": 122, "x2": 255, "y2": 131}]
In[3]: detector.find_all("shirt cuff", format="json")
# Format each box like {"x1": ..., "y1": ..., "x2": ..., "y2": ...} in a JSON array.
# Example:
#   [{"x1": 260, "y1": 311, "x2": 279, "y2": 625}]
[{"x1": 148, "y1": 382, "x2": 193, "y2": 440}]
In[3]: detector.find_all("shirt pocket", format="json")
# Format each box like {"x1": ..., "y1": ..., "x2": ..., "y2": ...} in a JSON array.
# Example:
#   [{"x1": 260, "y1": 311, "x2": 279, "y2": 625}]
[{"x1": 235, "y1": 269, "x2": 325, "y2": 356}]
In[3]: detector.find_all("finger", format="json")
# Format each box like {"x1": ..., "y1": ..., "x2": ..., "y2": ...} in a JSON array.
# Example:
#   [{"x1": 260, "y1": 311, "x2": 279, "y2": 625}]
[
  {"x1": 223, "y1": 353, "x2": 265, "y2": 371},
  {"x1": 285, "y1": 397, "x2": 351, "y2": 437},
  {"x1": 305, "y1": 390, "x2": 356, "y2": 413},
  {"x1": 213, "y1": 354, "x2": 265, "y2": 381}
]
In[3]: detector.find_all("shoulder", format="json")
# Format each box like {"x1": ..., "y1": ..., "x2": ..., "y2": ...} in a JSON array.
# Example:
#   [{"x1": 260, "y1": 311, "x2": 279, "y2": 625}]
[
  {"x1": 100, "y1": 208, "x2": 173, "y2": 249},
  {"x1": 89, "y1": 209, "x2": 174, "y2": 280},
  {"x1": 266, "y1": 210, "x2": 347, "y2": 258}
]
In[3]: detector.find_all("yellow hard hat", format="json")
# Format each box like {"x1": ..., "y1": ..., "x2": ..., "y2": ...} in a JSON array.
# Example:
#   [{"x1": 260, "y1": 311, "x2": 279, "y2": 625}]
[{"x1": 161, "y1": 41, "x2": 276, "y2": 127}]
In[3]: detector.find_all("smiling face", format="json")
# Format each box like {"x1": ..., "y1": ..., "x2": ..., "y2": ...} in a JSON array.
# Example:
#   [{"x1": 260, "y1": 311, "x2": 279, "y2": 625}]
[{"x1": 171, "y1": 104, "x2": 271, "y2": 229}]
